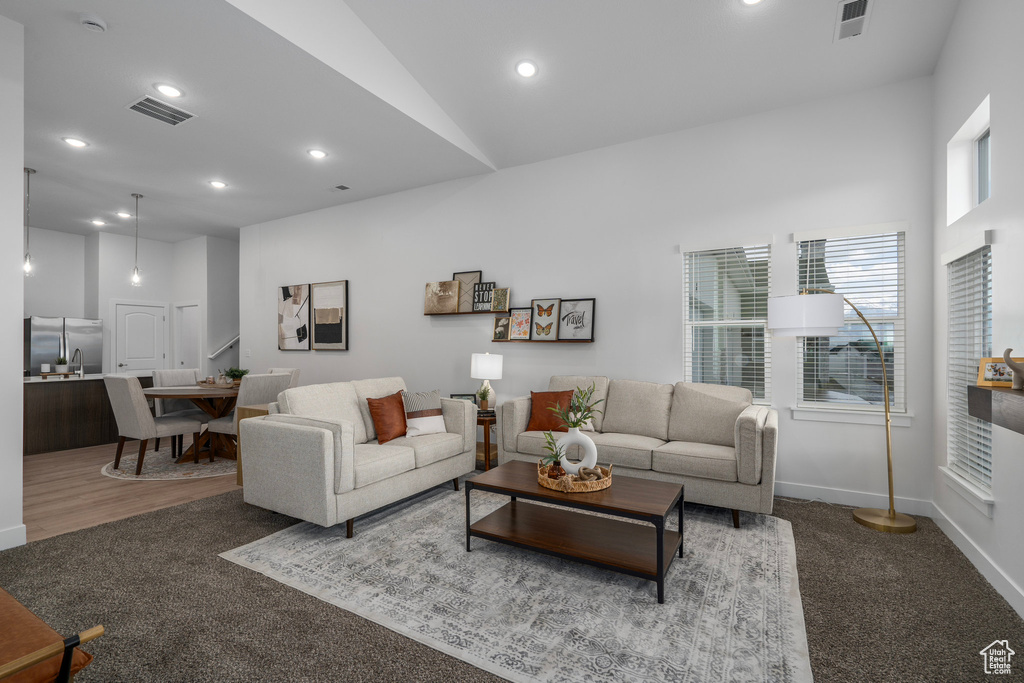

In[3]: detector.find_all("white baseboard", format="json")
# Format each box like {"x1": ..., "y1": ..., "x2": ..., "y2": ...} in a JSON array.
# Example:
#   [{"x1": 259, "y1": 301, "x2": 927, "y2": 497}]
[
  {"x1": 0, "y1": 523, "x2": 26, "y2": 551},
  {"x1": 774, "y1": 481, "x2": 935, "y2": 517},
  {"x1": 930, "y1": 503, "x2": 1024, "y2": 620}
]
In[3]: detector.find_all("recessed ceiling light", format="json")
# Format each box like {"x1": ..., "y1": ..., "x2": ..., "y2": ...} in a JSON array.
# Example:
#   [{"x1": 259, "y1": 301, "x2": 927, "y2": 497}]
[
  {"x1": 742, "y1": 0, "x2": 763, "y2": 5},
  {"x1": 116, "y1": 211, "x2": 131, "y2": 218},
  {"x1": 91, "y1": 219, "x2": 105, "y2": 226},
  {"x1": 62, "y1": 137, "x2": 88, "y2": 148},
  {"x1": 515, "y1": 60, "x2": 538, "y2": 78},
  {"x1": 156, "y1": 84, "x2": 182, "y2": 98},
  {"x1": 209, "y1": 180, "x2": 227, "y2": 189},
  {"x1": 307, "y1": 149, "x2": 328, "y2": 159}
]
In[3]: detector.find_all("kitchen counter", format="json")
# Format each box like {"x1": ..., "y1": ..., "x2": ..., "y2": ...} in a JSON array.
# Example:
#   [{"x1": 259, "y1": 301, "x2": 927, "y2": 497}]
[{"x1": 23, "y1": 373, "x2": 106, "y2": 383}]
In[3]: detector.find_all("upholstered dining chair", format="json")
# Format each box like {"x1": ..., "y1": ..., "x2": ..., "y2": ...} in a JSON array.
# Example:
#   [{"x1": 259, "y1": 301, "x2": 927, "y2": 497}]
[
  {"x1": 103, "y1": 375, "x2": 205, "y2": 475},
  {"x1": 153, "y1": 368, "x2": 206, "y2": 453},
  {"x1": 267, "y1": 367, "x2": 301, "y2": 388},
  {"x1": 207, "y1": 372, "x2": 293, "y2": 454}
]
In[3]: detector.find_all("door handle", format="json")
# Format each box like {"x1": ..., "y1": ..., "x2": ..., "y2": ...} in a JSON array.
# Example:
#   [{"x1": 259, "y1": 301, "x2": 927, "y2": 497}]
[{"x1": 118, "y1": 363, "x2": 126, "y2": 367}]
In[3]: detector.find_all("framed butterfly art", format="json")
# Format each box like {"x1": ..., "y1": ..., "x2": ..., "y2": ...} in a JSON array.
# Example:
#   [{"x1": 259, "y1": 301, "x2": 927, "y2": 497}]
[{"x1": 530, "y1": 298, "x2": 560, "y2": 341}]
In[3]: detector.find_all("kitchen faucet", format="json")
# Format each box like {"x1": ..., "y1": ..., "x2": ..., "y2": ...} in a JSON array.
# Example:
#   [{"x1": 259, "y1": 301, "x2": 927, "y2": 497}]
[{"x1": 70, "y1": 347, "x2": 84, "y2": 379}]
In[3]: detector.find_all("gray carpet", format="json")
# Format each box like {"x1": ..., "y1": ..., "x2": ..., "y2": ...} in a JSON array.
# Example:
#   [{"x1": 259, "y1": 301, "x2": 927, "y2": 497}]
[{"x1": 0, "y1": 487, "x2": 1021, "y2": 682}]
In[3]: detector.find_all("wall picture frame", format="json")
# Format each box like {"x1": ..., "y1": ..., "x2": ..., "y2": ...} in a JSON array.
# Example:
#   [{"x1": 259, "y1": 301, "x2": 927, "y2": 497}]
[
  {"x1": 473, "y1": 282, "x2": 495, "y2": 312},
  {"x1": 278, "y1": 284, "x2": 310, "y2": 350},
  {"x1": 492, "y1": 316, "x2": 511, "y2": 341},
  {"x1": 311, "y1": 280, "x2": 348, "y2": 350},
  {"x1": 490, "y1": 287, "x2": 510, "y2": 313},
  {"x1": 450, "y1": 393, "x2": 477, "y2": 404},
  {"x1": 558, "y1": 298, "x2": 595, "y2": 341},
  {"x1": 509, "y1": 307, "x2": 532, "y2": 340},
  {"x1": 425, "y1": 280, "x2": 460, "y2": 314},
  {"x1": 977, "y1": 357, "x2": 1024, "y2": 387},
  {"x1": 530, "y1": 298, "x2": 560, "y2": 341},
  {"x1": 453, "y1": 270, "x2": 481, "y2": 312}
]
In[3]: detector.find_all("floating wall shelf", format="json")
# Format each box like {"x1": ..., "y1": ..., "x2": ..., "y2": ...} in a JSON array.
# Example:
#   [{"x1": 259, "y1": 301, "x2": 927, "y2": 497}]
[
  {"x1": 424, "y1": 310, "x2": 497, "y2": 316},
  {"x1": 967, "y1": 385, "x2": 1024, "y2": 437},
  {"x1": 492, "y1": 339, "x2": 593, "y2": 344}
]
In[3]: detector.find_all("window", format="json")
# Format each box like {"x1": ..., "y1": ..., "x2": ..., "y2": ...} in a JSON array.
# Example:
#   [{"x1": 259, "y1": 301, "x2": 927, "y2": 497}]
[
  {"x1": 797, "y1": 231, "x2": 905, "y2": 410},
  {"x1": 976, "y1": 128, "x2": 991, "y2": 205},
  {"x1": 683, "y1": 244, "x2": 771, "y2": 401},
  {"x1": 947, "y1": 246, "x2": 992, "y2": 489}
]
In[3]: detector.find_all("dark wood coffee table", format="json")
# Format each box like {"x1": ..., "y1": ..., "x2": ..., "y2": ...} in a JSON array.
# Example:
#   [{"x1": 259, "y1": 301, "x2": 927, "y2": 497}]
[{"x1": 465, "y1": 460, "x2": 684, "y2": 603}]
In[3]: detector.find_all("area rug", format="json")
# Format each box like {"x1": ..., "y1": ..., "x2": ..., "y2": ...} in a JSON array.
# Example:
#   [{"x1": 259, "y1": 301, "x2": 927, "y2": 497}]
[
  {"x1": 221, "y1": 488, "x2": 812, "y2": 682},
  {"x1": 101, "y1": 445, "x2": 237, "y2": 480}
]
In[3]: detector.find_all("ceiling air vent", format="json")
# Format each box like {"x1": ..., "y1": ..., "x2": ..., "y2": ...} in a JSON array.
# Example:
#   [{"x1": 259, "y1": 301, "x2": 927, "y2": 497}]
[
  {"x1": 126, "y1": 96, "x2": 195, "y2": 126},
  {"x1": 334, "y1": 184, "x2": 350, "y2": 191},
  {"x1": 833, "y1": 0, "x2": 871, "y2": 42}
]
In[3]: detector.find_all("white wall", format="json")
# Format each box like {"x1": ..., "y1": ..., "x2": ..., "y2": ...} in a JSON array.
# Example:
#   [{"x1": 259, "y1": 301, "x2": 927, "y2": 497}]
[
  {"x1": 0, "y1": 15, "x2": 26, "y2": 550},
  {"x1": 931, "y1": 0, "x2": 1024, "y2": 616},
  {"x1": 24, "y1": 227, "x2": 85, "y2": 318},
  {"x1": 240, "y1": 76, "x2": 935, "y2": 511}
]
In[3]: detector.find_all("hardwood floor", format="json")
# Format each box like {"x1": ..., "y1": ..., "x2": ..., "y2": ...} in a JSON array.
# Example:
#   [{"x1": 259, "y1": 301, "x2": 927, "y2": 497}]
[{"x1": 23, "y1": 438, "x2": 240, "y2": 543}]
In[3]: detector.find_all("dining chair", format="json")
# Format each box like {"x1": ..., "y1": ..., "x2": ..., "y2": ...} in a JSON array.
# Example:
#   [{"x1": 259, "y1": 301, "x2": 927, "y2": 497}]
[
  {"x1": 207, "y1": 373, "x2": 293, "y2": 455},
  {"x1": 153, "y1": 368, "x2": 206, "y2": 453},
  {"x1": 267, "y1": 367, "x2": 301, "y2": 388},
  {"x1": 103, "y1": 375, "x2": 205, "y2": 475}
]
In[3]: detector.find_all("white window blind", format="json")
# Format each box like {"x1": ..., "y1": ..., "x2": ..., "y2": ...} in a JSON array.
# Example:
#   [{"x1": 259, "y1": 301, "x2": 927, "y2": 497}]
[
  {"x1": 683, "y1": 244, "x2": 771, "y2": 401},
  {"x1": 947, "y1": 246, "x2": 992, "y2": 488},
  {"x1": 797, "y1": 231, "x2": 905, "y2": 410}
]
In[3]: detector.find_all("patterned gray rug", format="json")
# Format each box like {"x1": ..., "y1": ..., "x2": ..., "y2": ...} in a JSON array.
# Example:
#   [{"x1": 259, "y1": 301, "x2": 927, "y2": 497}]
[
  {"x1": 101, "y1": 445, "x2": 237, "y2": 480},
  {"x1": 221, "y1": 488, "x2": 812, "y2": 683}
]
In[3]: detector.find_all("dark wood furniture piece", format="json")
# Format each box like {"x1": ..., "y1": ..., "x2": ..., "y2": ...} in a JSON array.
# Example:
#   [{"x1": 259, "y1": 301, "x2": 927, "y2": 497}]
[
  {"x1": 465, "y1": 460, "x2": 684, "y2": 603},
  {"x1": 142, "y1": 386, "x2": 239, "y2": 463},
  {"x1": 477, "y1": 414, "x2": 496, "y2": 471},
  {"x1": 968, "y1": 385, "x2": 1024, "y2": 436},
  {"x1": 235, "y1": 403, "x2": 270, "y2": 486}
]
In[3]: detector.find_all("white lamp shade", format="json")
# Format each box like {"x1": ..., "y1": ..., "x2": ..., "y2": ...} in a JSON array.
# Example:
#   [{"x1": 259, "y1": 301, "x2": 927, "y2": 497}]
[
  {"x1": 470, "y1": 353, "x2": 503, "y2": 380},
  {"x1": 767, "y1": 294, "x2": 844, "y2": 337}
]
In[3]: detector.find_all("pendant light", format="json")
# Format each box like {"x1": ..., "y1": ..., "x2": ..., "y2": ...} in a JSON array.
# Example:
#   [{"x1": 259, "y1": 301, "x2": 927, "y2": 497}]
[
  {"x1": 23, "y1": 168, "x2": 35, "y2": 276},
  {"x1": 130, "y1": 193, "x2": 142, "y2": 286}
]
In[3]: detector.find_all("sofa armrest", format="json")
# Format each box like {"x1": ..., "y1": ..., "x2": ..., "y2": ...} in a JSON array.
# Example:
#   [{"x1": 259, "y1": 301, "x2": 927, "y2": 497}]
[
  {"x1": 497, "y1": 396, "x2": 532, "y2": 461},
  {"x1": 441, "y1": 397, "x2": 476, "y2": 454},
  {"x1": 759, "y1": 408, "x2": 779, "y2": 512},
  {"x1": 735, "y1": 405, "x2": 769, "y2": 485},
  {"x1": 263, "y1": 414, "x2": 357, "y2": 494}
]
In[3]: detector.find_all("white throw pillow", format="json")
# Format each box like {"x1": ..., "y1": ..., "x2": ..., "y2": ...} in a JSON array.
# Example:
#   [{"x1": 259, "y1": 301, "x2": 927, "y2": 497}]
[{"x1": 402, "y1": 389, "x2": 447, "y2": 437}]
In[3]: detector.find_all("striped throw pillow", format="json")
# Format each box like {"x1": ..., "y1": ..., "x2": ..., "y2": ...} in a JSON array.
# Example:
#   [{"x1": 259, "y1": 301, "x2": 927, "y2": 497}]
[{"x1": 402, "y1": 389, "x2": 447, "y2": 437}]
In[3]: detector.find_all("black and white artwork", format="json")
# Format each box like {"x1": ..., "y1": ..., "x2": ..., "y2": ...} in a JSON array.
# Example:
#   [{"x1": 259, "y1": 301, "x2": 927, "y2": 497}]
[
  {"x1": 312, "y1": 280, "x2": 348, "y2": 350},
  {"x1": 278, "y1": 284, "x2": 310, "y2": 350},
  {"x1": 558, "y1": 298, "x2": 595, "y2": 341}
]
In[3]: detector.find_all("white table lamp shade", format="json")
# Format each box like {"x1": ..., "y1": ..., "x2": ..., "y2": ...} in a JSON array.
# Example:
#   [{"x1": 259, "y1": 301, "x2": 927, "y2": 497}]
[
  {"x1": 767, "y1": 294, "x2": 844, "y2": 337},
  {"x1": 470, "y1": 353, "x2": 503, "y2": 380}
]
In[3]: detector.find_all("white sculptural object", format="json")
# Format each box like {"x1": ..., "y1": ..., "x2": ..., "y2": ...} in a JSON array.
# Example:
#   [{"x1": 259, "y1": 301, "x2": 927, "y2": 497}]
[{"x1": 1003, "y1": 348, "x2": 1024, "y2": 390}]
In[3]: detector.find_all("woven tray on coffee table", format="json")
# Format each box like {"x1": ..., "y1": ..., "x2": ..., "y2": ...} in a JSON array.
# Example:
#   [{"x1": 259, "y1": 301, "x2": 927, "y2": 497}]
[{"x1": 537, "y1": 462, "x2": 613, "y2": 493}]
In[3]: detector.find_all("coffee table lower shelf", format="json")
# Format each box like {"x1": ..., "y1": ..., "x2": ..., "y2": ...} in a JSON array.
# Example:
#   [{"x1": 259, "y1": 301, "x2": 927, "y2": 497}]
[{"x1": 468, "y1": 501, "x2": 682, "y2": 601}]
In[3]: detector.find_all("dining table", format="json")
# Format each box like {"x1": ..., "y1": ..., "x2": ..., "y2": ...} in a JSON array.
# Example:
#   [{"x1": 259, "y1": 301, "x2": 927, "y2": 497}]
[{"x1": 142, "y1": 384, "x2": 240, "y2": 463}]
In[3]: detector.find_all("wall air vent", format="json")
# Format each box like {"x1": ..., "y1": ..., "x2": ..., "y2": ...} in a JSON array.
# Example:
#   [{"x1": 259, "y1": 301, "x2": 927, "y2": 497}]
[
  {"x1": 334, "y1": 184, "x2": 350, "y2": 191},
  {"x1": 127, "y1": 96, "x2": 195, "y2": 126},
  {"x1": 833, "y1": 0, "x2": 872, "y2": 42}
]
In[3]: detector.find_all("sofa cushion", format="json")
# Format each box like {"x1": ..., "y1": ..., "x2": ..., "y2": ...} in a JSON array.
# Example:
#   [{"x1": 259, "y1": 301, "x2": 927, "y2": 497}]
[
  {"x1": 669, "y1": 383, "x2": 752, "y2": 447},
  {"x1": 386, "y1": 432, "x2": 464, "y2": 468},
  {"x1": 278, "y1": 381, "x2": 367, "y2": 444},
  {"x1": 353, "y1": 377, "x2": 408, "y2": 441},
  {"x1": 600, "y1": 379, "x2": 674, "y2": 440},
  {"x1": 525, "y1": 390, "x2": 573, "y2": 432},
  {"x1": 547, "y1": 376, "x2": 610, "y2": 431},
  {"x1": 653, "y1": 441, "x2": 738, "y2": 482},
  {"x1": 402, "y1": 389, "x2": 447, "y2": 437},
  {"x1": 516, "y1": 431, "x2": 660, "y2": 470},
  {"x1": 366, "y1": 391, "x2": 406, "y2": 444},
  {"x1": 353, "y1": 443, "x2": 415, "y2": 488}
]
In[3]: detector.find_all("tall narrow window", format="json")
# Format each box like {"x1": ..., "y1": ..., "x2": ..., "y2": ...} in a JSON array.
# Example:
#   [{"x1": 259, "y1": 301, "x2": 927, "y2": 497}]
[
  {"x1": 683, "y1": 244, "x2": 771, "y2": 401},
  {"x1": 977, "y1": 128, "x2": 991, "y2": 205},
  {"x1": 797, "y1": 231, "x2": 905, "y2": 410},
  {"x1": 947, "y1": 246, "x2": 993, "y2": 488}
]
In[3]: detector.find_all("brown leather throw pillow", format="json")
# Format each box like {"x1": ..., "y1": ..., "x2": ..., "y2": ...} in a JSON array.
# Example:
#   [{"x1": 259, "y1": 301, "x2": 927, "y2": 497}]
[
  {"x1": 367, "y1": 391, "x2": 407, "y2": 444},
  {"x1": 525, "y1": 390, "x2": 573, "y2": 432}
]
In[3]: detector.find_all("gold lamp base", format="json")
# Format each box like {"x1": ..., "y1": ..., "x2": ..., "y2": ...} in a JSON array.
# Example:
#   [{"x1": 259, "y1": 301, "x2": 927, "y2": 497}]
[{"x1": 853, "y1": 508, "x2": 917, "y2": 534}]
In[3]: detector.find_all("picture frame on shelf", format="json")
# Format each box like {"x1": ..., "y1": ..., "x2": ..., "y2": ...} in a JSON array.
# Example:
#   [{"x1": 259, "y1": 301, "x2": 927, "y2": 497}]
[
  {"x1": 453, "y1": 270, "x2": 481, "y2": 312},
  {"x1": 450, "y1": 393, "x2": 477, "y2": 404},
  {"x1": 473, "y1": 282, "x2": 496, "y2": 312},
  {"x1": 493, "y1": 316, "x2": 510, "y2": 341},
  {"x1": 425, "y1": 280, "x2": 460, "y2": 314},
  {"x1": 508, "y1": 307, "x2": 532, "y2": 340},
  {"x1": 311, "y1": 280, "x2": 348, "y2": 350},
  {"x1": 278, "y1": 283, "x2": 310, "y2": 350},
  {"x1": 490, "y1": 287, "x2": 510, "y2": 313},
  {"x1": 558, "y1": 298, "x2": 595, "y2": 341},
  {"x1": 530, "y1": 298, "x2": 560, "y2": 341},
  {"x1": 977, "y1": 357, "x2": 1024, "y2": 387}
]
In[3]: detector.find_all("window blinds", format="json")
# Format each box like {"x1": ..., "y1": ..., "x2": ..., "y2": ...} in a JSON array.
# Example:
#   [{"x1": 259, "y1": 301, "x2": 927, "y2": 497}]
[
  {"x1": 947, "y1": 246, "x2": 992, "y2": 488},
  {"x1": 683, "y1": 244, "x2": 771, "y2": 400},
  {"x1": 797, "y1": 232, "x2": 905, "y2": 410}
]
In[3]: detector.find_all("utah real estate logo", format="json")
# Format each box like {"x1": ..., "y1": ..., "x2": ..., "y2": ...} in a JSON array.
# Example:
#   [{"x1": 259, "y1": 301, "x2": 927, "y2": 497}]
[{"x1": 980, "y1": 640, "x2": 1014, "y2": 675}]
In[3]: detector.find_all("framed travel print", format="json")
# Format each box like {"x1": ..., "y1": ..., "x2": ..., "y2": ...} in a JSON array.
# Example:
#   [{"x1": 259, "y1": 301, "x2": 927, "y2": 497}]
[
  {"x1": 450, "y1": 393, "x2": 477, "y2": 404},
  {"x1": 473, "y1": 282, "x2": 495, "y2": 312},
  {"x1": 493, "y1": 316, "x2": 510, "y2": 341},
  {"x1": 509, "y1": 307, "x2": 532, "y2": 340},
  {"x1": 558, "y1": 298, "x2": 595, "y2": 341},
  {"x1": 453, "y1": 270, "x2": 481, "y2": 312},
  {"x1": 311, "y1": 280, "x2": 348, "y2": 350},
  {"x1": 977, "y1": 357, "x2": 1024, "y2": 387},
  {"x1": 530, "y1": 298, "x2": 560, "y2": 341},
  {"x1": 425, "y1": 281, "x2": 460, "y2": 314},
  {"x1": 278, "y1": 284, "x2": 310, "y2": 350},
  {"x1": 490, "y1": 287, "x2": 510, "y2": 313}
]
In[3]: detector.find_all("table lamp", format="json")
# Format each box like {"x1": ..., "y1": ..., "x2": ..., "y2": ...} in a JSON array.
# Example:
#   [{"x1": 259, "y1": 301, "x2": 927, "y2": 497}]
[
  {"x1": 767, "y1": 290, "x2": 916, "y2": 534},
  {"x1": 470, "y1": 353, "x2": 503, "y2": 408}
]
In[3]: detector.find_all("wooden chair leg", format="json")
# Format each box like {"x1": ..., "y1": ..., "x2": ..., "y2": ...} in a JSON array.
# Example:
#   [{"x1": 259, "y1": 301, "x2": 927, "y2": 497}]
[
  {"x1": 193, "y1": 433, "x2": 201, "y2": 464},
  {"x1": 155, "y1": 437, "x2": 161, "y2": 452},
  {"x1": 113, "y1": 436, "x2": 126, "y2": 469},
  {"x1": 453, "y1": 477, "x2": 460, "y2": 491},
  {"x1": 732, "y1": 509, "x2": 740, "y2": 529},
  {"x1": 346, "y1": 519, "x2": 354, "y2": 538},
  {"x1": 135, "y1": 439, "x2": 149, "y2": 476},
  {"x1": 177, "y1": 434, "x2": 183, "y2": 456},
  {"x1": 209, "y1": 434, "x2": 217, "y2": 463}
]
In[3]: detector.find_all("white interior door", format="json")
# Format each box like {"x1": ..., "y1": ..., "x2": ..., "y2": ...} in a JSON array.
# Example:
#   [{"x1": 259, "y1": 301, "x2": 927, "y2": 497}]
[
  {"x1": 174, "y1": 304, "x2": 202, "y2": 371},
  {"x1": 115, "y1": 303, "x2": 167, "y2": 374}
]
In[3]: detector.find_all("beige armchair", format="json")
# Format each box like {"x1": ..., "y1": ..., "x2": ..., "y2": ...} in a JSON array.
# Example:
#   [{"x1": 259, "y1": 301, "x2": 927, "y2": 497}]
[
  {"x1": 267, "y1": 367, "x2": 301, "y2": 388},
  {"x1": 207, "y1": 373, "x2": 293, "y2": 457},
  {"x1": 153, "y1": 368, "x2": 206, "y2": 453}
]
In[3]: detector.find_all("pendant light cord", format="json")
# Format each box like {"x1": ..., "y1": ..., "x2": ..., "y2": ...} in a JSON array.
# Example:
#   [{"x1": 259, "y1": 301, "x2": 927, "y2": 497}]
[
  {"x1": 24, "y1": 168, "x2": 34, "y2": 256},
  {"x1": 134, "y1": 194, "x2": 139, "y2": 268}
]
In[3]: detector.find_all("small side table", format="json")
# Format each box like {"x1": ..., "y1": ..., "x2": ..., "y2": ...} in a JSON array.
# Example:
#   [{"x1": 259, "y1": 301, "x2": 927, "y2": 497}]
[
  {"x1": 236, "y1": 403, "x2": 270, "y2": 486},
  {"x1": 477, "y1": 415, "x2": 496, "y2": 471}
]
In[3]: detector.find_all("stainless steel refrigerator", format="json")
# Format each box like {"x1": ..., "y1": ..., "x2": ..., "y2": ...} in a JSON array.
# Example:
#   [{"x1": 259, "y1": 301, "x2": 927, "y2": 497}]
[{"x1": 24, "y1": 316, "x2": 103, "y2": 376}]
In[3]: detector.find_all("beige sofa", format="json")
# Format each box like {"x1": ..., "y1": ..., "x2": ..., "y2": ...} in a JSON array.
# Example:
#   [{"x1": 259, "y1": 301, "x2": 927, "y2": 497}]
[
  {"x1": 240, "y1": 377, "x2": 477, "y2": 536},
  {"x1": 497, "y1": 375, "x2": 778, "y2": 526}
]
